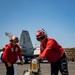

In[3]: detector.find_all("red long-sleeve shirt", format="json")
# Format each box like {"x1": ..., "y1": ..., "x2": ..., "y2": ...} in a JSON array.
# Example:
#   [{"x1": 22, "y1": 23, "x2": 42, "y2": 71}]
[
  {"x1": 2, "y1": 43, "x2": 22, "y2": 63},
  {"x1": 39, "y1": 37, "x2": 65, "y2": 63}
]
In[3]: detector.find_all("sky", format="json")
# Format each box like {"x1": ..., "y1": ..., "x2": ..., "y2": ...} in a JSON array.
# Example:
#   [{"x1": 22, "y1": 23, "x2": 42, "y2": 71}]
[{"x1": 0, "y1": 0, "x2": 75, "y2": 49}]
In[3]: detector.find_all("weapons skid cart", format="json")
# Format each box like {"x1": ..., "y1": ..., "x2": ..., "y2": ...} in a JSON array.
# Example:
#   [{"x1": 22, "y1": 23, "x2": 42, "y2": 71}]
[{"x1": 21, "y1": 58, "x2": 42, "y2": 75}]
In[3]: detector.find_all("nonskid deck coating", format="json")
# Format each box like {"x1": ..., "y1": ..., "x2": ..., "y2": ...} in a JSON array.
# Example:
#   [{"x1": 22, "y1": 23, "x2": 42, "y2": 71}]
[{"x1": 0, "y1": 61, "x2": 75, "y2": 75}]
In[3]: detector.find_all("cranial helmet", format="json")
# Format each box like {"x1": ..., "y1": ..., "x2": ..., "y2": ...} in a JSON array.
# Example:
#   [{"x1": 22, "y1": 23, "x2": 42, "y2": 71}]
[
  {"x1": 10, "y1": 36, "x2": 19, "y2": 43},
  {"x1": 36, "y1": 30, "x2": 47, "y2": 41}
]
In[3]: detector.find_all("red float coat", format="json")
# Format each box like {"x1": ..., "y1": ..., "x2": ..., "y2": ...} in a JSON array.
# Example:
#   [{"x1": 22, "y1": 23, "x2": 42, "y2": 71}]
[
  {"x1": 39, "y1": 37, "x2": 65, "y2": 63},
  {"x1": 2, "y1": 43, "x2": 22, "y2": 63}
]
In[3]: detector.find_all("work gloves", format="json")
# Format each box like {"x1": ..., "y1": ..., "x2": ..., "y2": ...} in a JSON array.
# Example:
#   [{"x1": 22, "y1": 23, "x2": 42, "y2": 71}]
[
  {"x1": 7, "y1": 62, "x2": 12, "y2": 67},
  {"x1": 20, "y1": 60, "x2": 24, "y2": 65},
  {"x1": 36, "y1": 57, "x2": 41, "y2": 61},
  {"x1": 7, "y1": 61, "x2": 24, "y2": 67}
]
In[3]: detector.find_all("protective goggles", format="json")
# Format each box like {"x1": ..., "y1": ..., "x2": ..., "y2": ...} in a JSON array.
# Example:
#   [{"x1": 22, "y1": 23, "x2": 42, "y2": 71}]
[
  {"x1": 12, "y1": 40, "x2": 19, "y2": 43},
  {"x1": 36, "y1": 35, "x2": 45, "y2": 41}
]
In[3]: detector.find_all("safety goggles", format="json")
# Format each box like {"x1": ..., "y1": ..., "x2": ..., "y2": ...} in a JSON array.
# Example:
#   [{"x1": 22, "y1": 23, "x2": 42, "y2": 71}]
[
  {"x1": 12, "y1": 40, "x2": 19, "y2": 43},
  {"x1": 36, "y1": 35, "x2": 45, "y2": 41}
]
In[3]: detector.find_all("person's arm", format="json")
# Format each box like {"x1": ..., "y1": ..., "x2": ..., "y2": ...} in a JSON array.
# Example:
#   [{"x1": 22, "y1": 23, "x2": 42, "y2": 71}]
[
  {"x1": 40, "y1": 40, "x2": 56, "y2": 59},
  {"x1": 18, "y1": 47, "x2": 22, "y2": 61},
  {"x1": 17, "y1": 46, "x2": 24, "y2": 65},
  {"x1": 3, "y1": 46, "x2": 10, "y2": 63}
]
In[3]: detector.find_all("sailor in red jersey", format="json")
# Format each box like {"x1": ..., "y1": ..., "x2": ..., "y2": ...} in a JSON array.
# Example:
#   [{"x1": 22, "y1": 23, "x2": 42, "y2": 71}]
[
  {"x1": 2, "y1": 36, "x2": 24, "y2": 75},
  {"x1": 36, "y1": 29, "x2": 69, "y2": 75}
]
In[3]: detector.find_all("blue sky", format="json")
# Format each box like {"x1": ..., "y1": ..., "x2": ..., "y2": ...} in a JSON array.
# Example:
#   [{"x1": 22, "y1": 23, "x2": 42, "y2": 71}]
[{"x1": 0, "y1": 0, "x2": 75, "y2": 48}]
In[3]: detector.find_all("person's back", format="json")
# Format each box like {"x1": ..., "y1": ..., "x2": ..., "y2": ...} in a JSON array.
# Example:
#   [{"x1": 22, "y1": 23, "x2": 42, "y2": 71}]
[{"x1": 39, "y1": 37, "x2": 65, "y2": 63}]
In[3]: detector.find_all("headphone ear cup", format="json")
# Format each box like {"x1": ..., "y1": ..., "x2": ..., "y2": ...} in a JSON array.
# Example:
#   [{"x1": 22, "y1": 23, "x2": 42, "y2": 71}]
[
  {"x1": 16, "y1": 38, "x2": 19, "y2": 42},
  {"x1": 10, "y1": 40, "x2": 12, "y2": 42}
]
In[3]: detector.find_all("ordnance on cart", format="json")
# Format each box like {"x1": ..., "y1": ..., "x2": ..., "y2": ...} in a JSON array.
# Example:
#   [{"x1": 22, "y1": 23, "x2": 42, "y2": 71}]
[{"x1": 21, "y1": 58, "x2": 42, "y2": 75}]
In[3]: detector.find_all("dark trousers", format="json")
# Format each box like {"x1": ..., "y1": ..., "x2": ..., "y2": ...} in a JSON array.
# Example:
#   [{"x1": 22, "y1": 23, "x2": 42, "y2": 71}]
[
  {"x1": 4, "y1": 62, "x2": 14, "y2": 75},
  {"x1": 51, "y1": 53, "x2": 69, "y2": 75}
]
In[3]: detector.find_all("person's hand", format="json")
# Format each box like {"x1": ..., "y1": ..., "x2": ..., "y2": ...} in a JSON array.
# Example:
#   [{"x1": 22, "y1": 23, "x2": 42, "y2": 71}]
[
  {"x1": 36, "y1": 57, "x2": 41, "y2": 61},
  {"x1": 20, "y1": 60, "x2": 24, "y2": 65},
  {"x1": 7, "y1": 62, "x2": 12, "y2": 67}
]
